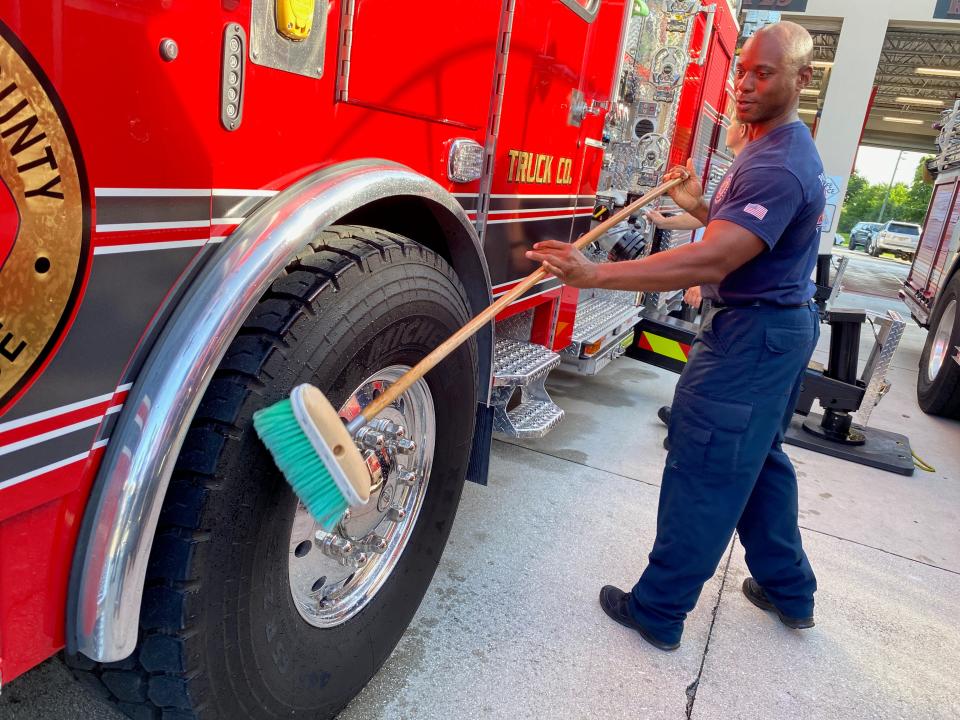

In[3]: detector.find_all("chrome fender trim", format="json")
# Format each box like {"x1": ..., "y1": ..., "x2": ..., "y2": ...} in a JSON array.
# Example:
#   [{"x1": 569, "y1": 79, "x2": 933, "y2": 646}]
[{"x1": 69, "y1": 160, "x2": 492, "y2": 661}]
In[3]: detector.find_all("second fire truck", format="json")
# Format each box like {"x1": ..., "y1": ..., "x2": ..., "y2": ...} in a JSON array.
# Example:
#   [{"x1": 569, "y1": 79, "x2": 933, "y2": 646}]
[{"x1": 901, "y1": 99, "x2": 960, "y2": 419}]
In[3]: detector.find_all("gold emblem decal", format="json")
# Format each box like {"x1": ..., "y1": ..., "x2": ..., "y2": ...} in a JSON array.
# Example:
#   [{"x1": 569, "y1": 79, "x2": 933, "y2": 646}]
[
  {"x1": 0, "y1": 24, "x2": 88, "y2": 413},
  {"x1": 507, "y1": 149, "x2": 574, "y2": 185}
]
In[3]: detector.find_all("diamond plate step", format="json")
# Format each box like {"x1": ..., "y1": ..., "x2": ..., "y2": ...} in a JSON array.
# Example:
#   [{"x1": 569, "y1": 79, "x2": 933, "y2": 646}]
[
  {"x1": 491, "y1": 338, "x2": 564, "y2": 439},
  {"x1": 570, "y1": 295, "x2": 642, "y2": 346},
  {"x1": 498, "y1": 399, "x2": 565, "y2": 440},
  {"x1": 854, "y1": 310, "x2": 906, "y2": 427},
  {"x1": 494, "y1": 338, "x2": 561, "y2": 387}
]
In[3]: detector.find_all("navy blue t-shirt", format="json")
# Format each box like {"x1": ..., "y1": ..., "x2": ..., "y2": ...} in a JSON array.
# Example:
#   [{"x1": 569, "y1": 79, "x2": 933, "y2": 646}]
[{"x1": 703, "y1": 120, "x2": 826, "y2": 306}]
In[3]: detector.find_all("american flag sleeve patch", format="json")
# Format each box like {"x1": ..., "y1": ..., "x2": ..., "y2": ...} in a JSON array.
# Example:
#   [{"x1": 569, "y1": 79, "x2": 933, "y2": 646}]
[{"x1": 743, "y1": 203, "x2": 769, "y2": 221}]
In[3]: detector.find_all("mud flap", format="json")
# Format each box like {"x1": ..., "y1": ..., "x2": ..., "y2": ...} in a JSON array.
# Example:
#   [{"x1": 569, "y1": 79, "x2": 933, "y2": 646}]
[{"x1": 466, "y1": 402, "x2": 494, "y2": 485}]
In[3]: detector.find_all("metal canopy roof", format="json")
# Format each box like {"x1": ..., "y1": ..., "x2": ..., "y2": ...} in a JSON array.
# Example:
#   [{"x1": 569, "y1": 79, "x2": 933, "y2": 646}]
[{"x1": 799, "y1": 23, "x2": 960, "y2": 153}]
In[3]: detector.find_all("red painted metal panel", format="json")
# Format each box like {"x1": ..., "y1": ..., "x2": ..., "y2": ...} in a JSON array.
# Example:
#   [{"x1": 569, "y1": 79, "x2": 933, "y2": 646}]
[
  {"x1": 0, "y1": 447, "x2": 102, "y2": 682},
  {"x1": 344, "y1": 0, "x2": 501, "y2": 128},
  {"x1": 552, "y1": 285, "x2": 581, "y2": 351},
  {"x1": 670, "y1": 0, "x2": 736, "y2": 178}
]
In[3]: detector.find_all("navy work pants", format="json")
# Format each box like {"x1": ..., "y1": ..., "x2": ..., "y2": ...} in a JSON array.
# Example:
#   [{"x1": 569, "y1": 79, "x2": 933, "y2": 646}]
[{"x1": 629, "y1": 302, "x2": 821, "y2": 645}]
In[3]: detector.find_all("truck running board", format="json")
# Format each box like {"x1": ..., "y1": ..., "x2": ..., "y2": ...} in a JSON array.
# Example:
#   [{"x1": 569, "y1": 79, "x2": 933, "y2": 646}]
[
  {"x1": 561, "y1": 293, "x2": 641, "y2": 376},
  {"x1": 491, "y1": 338, "x2": 564, "y2": 439}
]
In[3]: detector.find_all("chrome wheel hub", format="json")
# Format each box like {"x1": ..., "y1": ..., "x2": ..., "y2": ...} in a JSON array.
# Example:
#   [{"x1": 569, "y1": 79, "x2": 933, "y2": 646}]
[
  {"x1": 928, "y1": 299, "x2": 957, "y2": 383},
  {"x1": 287, "y1": 365, "x2": 436, "y2": 628}
]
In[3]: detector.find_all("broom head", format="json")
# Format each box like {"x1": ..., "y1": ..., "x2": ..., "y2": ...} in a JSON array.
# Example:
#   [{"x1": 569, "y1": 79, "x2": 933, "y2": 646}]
[{"x1": 253, "y1": 384, "x2": 370, "y2": 529}]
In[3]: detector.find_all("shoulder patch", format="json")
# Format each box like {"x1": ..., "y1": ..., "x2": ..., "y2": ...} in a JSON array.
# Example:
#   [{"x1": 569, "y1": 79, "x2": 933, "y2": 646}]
[{"x1": 714, "y1": 176, "x2": 732, "y2": 205}]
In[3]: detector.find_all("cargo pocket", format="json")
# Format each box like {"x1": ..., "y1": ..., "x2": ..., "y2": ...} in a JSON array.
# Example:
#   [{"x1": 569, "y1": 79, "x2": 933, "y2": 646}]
[
  {"x1": 758, "y1": 326, "x2": 814, "y2": 396},
  {"x1": 669, "y1": 391, "x2": 752, "y2": 476},
  {"x1": 666, "y1": 424, "x2": 712, "y2": 470},
  {"x1": 764, "y1": 327, "x2": 812, "y2": 356}
]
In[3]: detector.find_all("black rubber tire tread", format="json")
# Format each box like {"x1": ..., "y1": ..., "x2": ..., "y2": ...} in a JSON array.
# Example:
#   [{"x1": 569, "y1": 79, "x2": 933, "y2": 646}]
[
  {"x1": 66, "y1": 225, "x2": 478, "y2": 719},
  {"x1": 917, "y1": 272, "x2": 960, "y2": 418}
]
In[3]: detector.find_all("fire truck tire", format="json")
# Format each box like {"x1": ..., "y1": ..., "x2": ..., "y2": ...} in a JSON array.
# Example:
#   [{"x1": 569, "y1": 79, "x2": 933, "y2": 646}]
[
  {"x1": 917, "y1": 273, "x2": 960, "y2": 418},
  {"x1": 67, "y1": 225, "x2": 478, "y2": 719}
]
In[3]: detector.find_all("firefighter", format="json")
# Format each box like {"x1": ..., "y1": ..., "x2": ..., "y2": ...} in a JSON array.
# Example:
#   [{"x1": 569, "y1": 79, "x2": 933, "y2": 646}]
[
  {"x1": 526, "y1": 21, "x2": 824, "y2": 650},
  {"x1": 644, "y1": 115, "x2": 750, "y2": 235},
  {"x1": 647, "y1": 114, "x2": 751, "y2": 427}
]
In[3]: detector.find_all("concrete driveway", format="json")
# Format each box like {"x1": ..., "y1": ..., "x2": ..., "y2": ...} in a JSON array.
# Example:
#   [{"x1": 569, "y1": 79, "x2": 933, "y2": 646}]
[
  {"x1": 3, "y1": 269, "x2": 958, "y2": 719},
  {"x1": 832, "y1": 246, "x2": 911, "y2": 298}
]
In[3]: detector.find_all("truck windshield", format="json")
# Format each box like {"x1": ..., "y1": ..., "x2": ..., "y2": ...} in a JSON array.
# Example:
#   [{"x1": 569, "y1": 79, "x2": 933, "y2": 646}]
[{"x1": 888, "y1": 223, "x2": 920, "y2": 236}]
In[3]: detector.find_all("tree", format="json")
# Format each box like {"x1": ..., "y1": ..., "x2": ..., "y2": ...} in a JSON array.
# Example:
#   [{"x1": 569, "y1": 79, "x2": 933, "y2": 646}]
[
  {"x1": 838, "y1": 156, "x2": 935, "y2": 231},
  {"x1": 838, "y1": 173, "x2": 885, "y2": 232},
  {"x1": 900, "y1": 155, "x2": 935, "y2": 225},
  {"x1": 844, "y1": 172, "x2": 869, "y2": 204}
]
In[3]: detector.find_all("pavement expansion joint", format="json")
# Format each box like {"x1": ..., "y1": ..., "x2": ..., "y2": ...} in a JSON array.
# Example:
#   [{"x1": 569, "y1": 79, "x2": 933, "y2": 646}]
[
  {"x1": 686, "y1": 538, "x2": 736, "y2": 720},
  {"x1": 799, "y1": 524, "x2": 960, "y2": 576}
]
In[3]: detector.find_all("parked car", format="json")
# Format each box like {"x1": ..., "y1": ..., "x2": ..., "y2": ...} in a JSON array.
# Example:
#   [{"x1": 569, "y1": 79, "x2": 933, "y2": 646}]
[
  {"x1": 848, "y1": 221, "x2": 882, "y2": 251},
  {"x1": 869, "y1": 221, "x2": 922, "y2": 260}
]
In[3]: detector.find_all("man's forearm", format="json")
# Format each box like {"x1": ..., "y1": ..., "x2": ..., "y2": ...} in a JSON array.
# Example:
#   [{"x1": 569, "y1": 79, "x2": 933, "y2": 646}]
[{"x1": 658, "y1": 212, "x2": 704, "y2": 231}]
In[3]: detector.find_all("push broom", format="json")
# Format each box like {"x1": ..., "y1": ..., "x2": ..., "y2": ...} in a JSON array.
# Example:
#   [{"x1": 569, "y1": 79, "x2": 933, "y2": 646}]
[{"x1": 253, "y1": 177, "x2": 683, "y2": 528}]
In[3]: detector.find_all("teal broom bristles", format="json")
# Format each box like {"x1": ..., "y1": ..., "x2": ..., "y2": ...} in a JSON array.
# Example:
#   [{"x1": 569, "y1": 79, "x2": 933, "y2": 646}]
[{"x1": 253, "y1": 398, "x2": 349, "y2": 530}]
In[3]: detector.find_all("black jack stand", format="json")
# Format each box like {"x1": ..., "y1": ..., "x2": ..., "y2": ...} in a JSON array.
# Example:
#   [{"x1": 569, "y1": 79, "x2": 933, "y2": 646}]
[
  {"x1": 784, "y1": 307, "x2": 914, "y2": 476},
  {"x1": 628, "y1": 256, "x2": 913, "y2": 475}
]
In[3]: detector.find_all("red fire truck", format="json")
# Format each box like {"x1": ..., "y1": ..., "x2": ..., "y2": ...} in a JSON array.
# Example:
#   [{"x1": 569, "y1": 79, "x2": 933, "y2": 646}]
[
  {"x1": 901, "y1": 100, "x2": 960, "y2": 419},
  {"x1": 0, "y1": 0, "x2": 738, "y2": 716}
]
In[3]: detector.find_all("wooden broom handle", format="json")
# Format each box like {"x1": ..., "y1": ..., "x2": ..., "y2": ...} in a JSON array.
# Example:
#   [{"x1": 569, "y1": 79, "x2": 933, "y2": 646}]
[{"x1": 360, "y1": 177, "x2": 684, "y2": 422}]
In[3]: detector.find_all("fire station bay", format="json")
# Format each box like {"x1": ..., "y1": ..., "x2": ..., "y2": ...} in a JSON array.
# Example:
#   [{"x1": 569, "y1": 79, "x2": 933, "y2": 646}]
[{"x1": 0, "y1": 1, "x2": 958, "y2": 719}]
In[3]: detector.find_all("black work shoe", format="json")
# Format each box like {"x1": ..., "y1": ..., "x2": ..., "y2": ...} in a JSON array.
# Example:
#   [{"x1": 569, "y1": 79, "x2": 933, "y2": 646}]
[
  {"x1": 657, "y1": 405, "x2": 672, "y2": 426},
  {"x1": 742, "y1": 577, "x2": 815, "y2": 630},
  {"x1": 599, "y1": 585, "x2": 680, "y2": 651}
]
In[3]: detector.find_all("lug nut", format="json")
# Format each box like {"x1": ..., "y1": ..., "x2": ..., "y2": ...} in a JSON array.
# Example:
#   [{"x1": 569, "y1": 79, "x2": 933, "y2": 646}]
[
  {"x1": 355, "y1": 533, "x2": 388, "y2": 554},
  {"x1": 396, "y1": 468, "x2": 418, "y2": 486},
  {"x1": 364, "y1": 534, "x2": 389, "y2": 553},
  {"x1": 387, "y1": 504, "x2": 407, "y2": 522},
  {"x1": 368, "y1": 418, "x2": 398, "y2": 434},
  {"x1": 352, "y1": 552, "x2": 370, "y2": 569},
  {"x1": 315, "y1": 530, "x2": 353, "y2": 559},
  {"x1": 396, "y1": 437, "x2": 417, "y2": 453},
  {"x1": 356, "y1": 427, "x2": 386, "y2": 450}
]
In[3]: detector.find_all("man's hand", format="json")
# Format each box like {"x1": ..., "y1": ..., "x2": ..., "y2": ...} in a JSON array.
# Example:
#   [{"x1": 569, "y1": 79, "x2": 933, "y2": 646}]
[
  {"x1": 645, "y1": 209, "x2": 704, "y2": 232},
  {"x1": 664, "y1": 159, "x2": 705, "y2": 215},
  {"x1": 645, "y1": 209, "x2": 671, "y2": 228},
  {"x1": 525, "y1": 240, "x2": 600, "y2": 288},
  {"x1": 684, "y1": 285, "x2": 702, "y2": 307}
]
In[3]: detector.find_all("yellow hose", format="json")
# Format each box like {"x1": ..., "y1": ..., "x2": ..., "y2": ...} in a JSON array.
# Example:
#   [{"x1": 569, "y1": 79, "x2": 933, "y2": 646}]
[{"x1": 912, "y1": 450, "x2": 936, "y2": 473}]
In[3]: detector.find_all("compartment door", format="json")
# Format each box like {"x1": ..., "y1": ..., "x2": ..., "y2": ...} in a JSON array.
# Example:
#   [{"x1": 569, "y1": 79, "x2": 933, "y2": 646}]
[
  {"x1": 343, "y1": 0, "x2": 502, "y2": 129},
  {"x1": 907, "y1": 178, "x2": 957, "y2": 297},
  {"x1": 481, "y1": 0, "x2": 612, "y2": 290}
]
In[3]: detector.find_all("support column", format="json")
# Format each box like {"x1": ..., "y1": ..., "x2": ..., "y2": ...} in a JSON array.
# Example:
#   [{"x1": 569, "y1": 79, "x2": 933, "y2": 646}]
[{"x1": 810, "y1": 14, "x2": 888, "y2": 252}]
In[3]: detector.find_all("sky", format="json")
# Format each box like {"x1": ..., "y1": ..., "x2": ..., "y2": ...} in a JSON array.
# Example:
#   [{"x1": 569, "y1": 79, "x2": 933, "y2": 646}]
[{"x1": 854, "y1": 146, "x2": 927, "y2": 186}]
